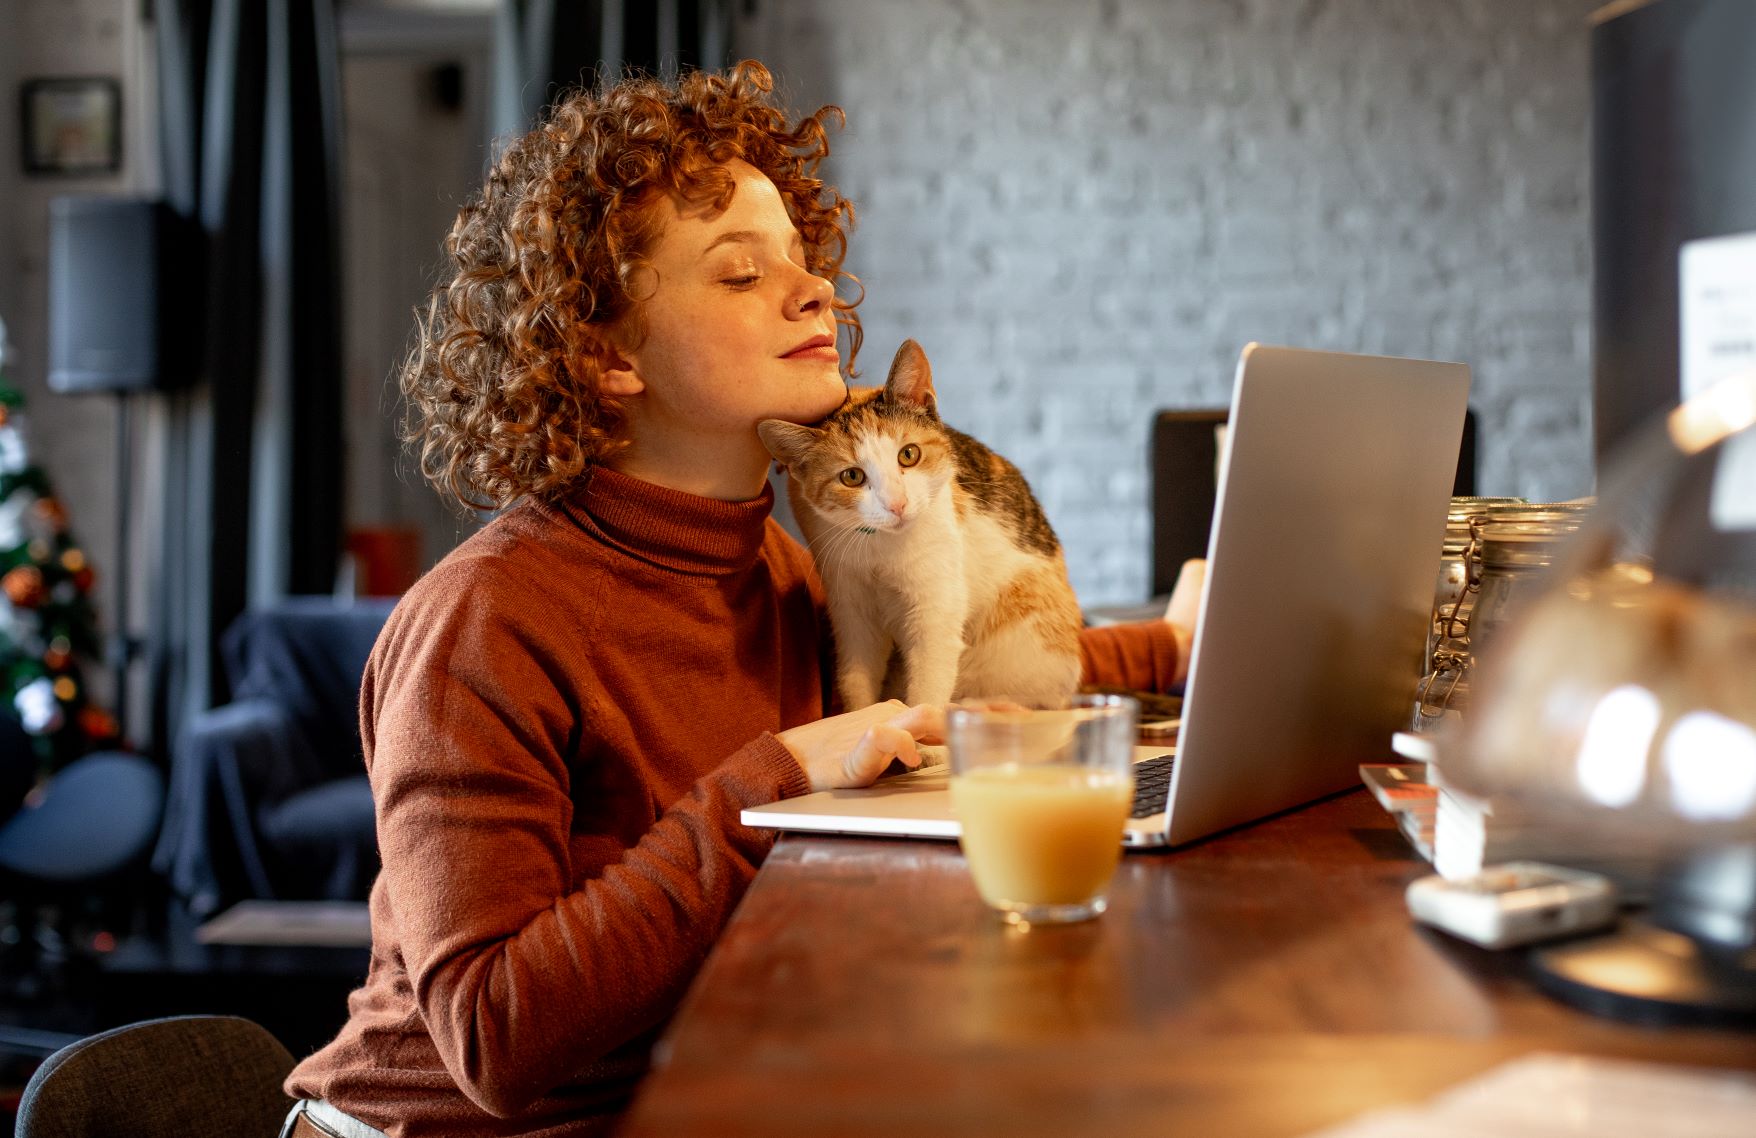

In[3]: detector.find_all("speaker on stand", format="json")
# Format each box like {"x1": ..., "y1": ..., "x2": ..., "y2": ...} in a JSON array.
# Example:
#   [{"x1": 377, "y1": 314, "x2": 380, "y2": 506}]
[{"x1": 47, "y1": 197, "x2": 198, "y2": 748}]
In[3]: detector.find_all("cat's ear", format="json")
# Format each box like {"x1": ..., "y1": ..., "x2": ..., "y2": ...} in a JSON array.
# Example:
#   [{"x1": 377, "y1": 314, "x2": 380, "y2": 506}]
[
  {"x1": 884, "y1": 339, "x2": 938, "y2": 415},
  {"x1": 757, "y1": 419, "x2": 823, "y2": 468}
]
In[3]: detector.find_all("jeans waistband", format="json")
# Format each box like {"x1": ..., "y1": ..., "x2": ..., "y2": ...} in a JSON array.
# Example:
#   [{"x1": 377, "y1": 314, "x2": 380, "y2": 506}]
[{"x1": 279, "y1": 1099, "x2": 391, "y2": 1138}]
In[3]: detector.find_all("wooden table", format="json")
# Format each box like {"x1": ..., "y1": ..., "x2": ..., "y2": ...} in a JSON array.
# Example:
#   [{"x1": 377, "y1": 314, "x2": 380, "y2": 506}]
[{"x1": 621, "y1": 790, "x2": 1756, "y2": 1136}]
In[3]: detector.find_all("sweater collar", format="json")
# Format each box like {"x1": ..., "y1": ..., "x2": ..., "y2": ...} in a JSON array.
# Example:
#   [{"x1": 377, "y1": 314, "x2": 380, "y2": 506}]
[{"x1": 561, "y1": 465, "x2": 775, "y2": 576}]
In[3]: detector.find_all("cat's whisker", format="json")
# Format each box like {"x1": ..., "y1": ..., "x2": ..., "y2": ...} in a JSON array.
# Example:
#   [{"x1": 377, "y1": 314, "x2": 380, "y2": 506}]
[
  {"x1": 808, "y1": 519, "x2": 867, "y2": 579},
  {"x1": 825, "y1": 521, "x2": 874, "y2": 573}
]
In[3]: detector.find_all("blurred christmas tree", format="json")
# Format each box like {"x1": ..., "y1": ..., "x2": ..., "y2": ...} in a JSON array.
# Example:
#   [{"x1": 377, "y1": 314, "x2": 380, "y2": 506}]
[{"x1": 0, "y1": 315, "x2": 121, "y2": 776}]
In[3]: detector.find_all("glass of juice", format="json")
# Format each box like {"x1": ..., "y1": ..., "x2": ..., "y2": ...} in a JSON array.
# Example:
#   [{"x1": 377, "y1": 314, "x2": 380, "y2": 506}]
[{"x1": 946, "y1": 694, "x2": 1138, "y2": 925}]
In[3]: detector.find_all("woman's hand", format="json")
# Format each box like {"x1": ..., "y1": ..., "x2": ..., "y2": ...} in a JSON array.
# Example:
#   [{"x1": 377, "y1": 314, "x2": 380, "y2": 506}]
[
  {"x1": 1164, "y1": 558, "x2": 1206, "y2": 687},
  {"x1": 776, "y1": 700, "x2": 946, "y2": 791}
]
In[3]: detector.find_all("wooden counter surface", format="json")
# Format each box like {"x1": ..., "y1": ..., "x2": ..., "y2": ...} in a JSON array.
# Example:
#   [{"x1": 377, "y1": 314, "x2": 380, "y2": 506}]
[{"x1": 622, "y1": 790, "x2": 1756, "y2": 1136}]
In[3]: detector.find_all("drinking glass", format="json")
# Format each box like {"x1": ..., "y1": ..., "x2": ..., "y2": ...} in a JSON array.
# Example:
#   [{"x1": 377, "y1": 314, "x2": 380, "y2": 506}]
[{"x1": 946, "y1": 694, "x2": 1138, "y2": 925}]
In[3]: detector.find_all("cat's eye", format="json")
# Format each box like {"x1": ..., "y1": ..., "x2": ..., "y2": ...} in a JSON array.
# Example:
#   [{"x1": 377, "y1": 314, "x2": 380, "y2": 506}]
[
  {"x1": 839, "y1": 468, "x2": 867, "y2": 488},
  {"x1": 897, "y1": 444, "x2": 922, "y2": 468}
]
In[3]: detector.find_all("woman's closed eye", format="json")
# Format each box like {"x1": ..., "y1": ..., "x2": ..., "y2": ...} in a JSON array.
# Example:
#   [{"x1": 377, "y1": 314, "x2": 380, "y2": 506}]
[{"x1": 714, "y1": 255, "x2": 763, "y2": 288}]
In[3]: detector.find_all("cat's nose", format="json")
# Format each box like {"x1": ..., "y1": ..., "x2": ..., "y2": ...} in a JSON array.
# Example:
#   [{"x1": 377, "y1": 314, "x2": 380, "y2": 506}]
[{"x1": 884, "y1": 494, "x2": 907, "y2": 518}]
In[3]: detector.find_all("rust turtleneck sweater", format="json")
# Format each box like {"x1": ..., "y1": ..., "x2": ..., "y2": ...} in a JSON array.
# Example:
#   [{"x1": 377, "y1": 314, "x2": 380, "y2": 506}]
[{"x1": 286, "y1": 466, "x2": 1179, "y2": 1136}]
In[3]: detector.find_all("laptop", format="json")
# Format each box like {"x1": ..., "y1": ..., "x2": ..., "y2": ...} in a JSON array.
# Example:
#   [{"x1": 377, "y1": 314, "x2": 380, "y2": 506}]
[{"x1": 742, "y1": 344, "x2": 1470, "y2": 848}]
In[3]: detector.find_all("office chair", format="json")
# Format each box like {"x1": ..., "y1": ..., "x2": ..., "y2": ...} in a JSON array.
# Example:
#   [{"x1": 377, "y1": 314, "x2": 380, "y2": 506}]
[
  {"x1": 1150, "y1": 409, "x2": 1231, "y2": 598},
  {"x1": 154, "y1": 597, "x2": 394, "y2": 917},
  {"x1": 0, "y1": 735, "x2": 165, "y2": 1000},
  {"x1": 1150, "y1": 406, "x2": 1478, "y2": 596},
  {"x1": 14, "y1": 1014, "x2": 296, "y2": 1138}
]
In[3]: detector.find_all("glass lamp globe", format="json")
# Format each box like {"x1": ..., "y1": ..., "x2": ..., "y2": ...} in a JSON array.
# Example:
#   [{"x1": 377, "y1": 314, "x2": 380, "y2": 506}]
[{"x1": 1444, "y1": 372, "x2": 1756, "y2": 1026}]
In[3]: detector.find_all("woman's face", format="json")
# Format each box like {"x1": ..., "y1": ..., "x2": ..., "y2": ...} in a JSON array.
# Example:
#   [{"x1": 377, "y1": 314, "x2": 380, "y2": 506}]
[{"x1": 610, "y1": 159, "x2": 846, "y2": 451}]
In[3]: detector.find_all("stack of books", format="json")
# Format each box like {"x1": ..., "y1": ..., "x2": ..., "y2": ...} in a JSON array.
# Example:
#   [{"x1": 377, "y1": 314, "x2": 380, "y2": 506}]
[
  {"x1": 1359, "y1": 762, "x2": 1437, "y2": 860},
  {"x1": 1361, "y1": 733, "x2": 1659, "y2": 900},
  {"x1": 1430, "y1": 771, "x2": 1659, "y2": 900},
  {"x1": 1432, "y1": 776, "x2": 1533, "y2": 879}
]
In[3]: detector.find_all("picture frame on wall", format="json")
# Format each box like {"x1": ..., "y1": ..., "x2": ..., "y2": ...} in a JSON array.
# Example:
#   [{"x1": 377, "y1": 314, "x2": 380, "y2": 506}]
[{"x1": 20, "y1": 77, "x2": 122, "y2": 176}]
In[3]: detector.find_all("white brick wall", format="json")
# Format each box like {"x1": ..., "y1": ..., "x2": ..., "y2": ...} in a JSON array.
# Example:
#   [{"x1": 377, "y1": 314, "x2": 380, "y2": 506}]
[
  {"x1": 738, "y1": 0, "x2": 1600, "y2": 605},
  {"x1": 1, "y1": 1, "x2": 1604, "y2": 630},
  {"x1": 0, "y1": 0, "x2": 150, "y2": 711}
]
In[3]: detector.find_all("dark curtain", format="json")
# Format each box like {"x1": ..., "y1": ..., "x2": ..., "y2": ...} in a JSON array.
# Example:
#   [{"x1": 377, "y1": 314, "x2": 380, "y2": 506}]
[
  {"x1": 150, "y1": 0, "x2": 343, "y2": 752},
  {"x1": 492, "y1": 0, "x2": 731, "y2": 141}
]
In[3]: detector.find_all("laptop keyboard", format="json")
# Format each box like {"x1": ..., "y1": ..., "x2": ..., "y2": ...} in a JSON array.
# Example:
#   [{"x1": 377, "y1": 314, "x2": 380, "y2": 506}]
[{"x1": 1130, "y1": 753, "x2": 1176, "y2": 818}]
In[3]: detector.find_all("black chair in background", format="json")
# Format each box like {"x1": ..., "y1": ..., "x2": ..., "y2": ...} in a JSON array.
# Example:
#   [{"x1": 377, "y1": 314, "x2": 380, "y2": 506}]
[
  {"x1": 14, "y1": 1015, "x2": 295, "y2": 1138},
  {"x1": 153, "y1": 597, "x2": 396, "y2": 919},
  {"x1": 1150, "y1": 406, "x2": 1478, "y2": 597},
  {"x1": 0, "y1": 712, "x2": 165, "y2": 1000},
  {"x1": 1150, "y1": 409, "x2": 1231, "y2": 599}
]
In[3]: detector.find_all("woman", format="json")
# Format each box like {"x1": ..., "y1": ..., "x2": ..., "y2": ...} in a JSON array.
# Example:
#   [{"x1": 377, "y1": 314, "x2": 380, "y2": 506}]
[{"x1": 282, "y1": 62, "x2": 1188, "y2": 1138}]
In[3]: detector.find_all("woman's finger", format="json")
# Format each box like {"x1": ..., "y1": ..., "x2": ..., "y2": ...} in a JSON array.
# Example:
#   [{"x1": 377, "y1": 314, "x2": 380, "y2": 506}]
[
  {"x1": 842, "y1": 724, "x2": 920, "y2": 785},
  {"x1": 888, "y1": 702, "x2": 946, "y2": 741}
]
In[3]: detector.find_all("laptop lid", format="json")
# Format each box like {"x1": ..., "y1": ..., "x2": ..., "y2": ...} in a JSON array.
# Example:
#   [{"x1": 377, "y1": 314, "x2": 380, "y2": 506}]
[
  {"x1": 741, "y1": 344, "x2": 1469, "y2": 846},
  {"x1": 1153, "y1": 343, "x2": 1468, "y2": 845}
]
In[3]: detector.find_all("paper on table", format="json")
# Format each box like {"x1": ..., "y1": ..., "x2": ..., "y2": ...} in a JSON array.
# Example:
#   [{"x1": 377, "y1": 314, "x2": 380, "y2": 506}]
[
  {"x1": 1302, "y1": 1052, "x2": 1756, "y2": 1138},
  {"x1": 196, "y1": 900, "x2": 372, "y2": 947}
]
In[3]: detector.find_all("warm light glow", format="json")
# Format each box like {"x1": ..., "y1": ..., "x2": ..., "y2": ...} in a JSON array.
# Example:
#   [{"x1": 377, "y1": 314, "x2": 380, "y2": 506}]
[
  {"x1": 1668, "y1": 372, "x2": 1756, "y2": 454},
  {"x1": 1574, "y1": 684, "x2": 1660, "y2": 807},
  {"x1": 1661, "y1": 710, "x2": 1756, "y2": 822}
]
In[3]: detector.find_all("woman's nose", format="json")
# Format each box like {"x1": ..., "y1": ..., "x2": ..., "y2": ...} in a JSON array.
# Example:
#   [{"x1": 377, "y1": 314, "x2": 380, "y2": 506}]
[{"x1": 792, "y1": 270, "x2": 834, "y2": 316}]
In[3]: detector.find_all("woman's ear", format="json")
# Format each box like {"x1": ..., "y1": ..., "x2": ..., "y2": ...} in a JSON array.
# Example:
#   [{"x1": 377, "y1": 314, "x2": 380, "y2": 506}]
[
  {"x1": 600, "y1": 351, "x2": 645, "y2": 397},
  {"x1": 598, "y1": 337, "x2": 645, "y2": 397}
]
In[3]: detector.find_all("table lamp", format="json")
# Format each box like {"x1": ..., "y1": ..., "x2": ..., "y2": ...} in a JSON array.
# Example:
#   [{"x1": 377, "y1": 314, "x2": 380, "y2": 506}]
[{"x1": 1443, "y1": 373, "x2": 1756, "y2": 1026}]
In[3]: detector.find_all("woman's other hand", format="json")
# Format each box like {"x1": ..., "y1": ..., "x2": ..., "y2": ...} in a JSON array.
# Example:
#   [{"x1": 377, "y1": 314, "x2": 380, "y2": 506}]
[
  {"x1": 777, "y1": 700, "x2": 946, "y2": 791},
  {"x1": 1164, "y1": 558, "x2": 1206, "y2": 687}
]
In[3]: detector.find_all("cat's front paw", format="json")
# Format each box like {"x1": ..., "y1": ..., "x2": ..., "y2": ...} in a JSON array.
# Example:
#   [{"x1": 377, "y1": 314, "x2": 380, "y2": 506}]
[
  {"x1": 904, "y1": 681, "x2": 955, "y2": 707},
  {"x1": 838, "y1": 676, "x2": 883, "y2": 711}
]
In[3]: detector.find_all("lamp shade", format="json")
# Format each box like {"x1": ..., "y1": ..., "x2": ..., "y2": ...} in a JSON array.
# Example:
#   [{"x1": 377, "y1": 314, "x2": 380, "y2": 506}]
[
  {"x1": 1446, "y1": 374, "x2": 1756, "y2": 848},
  {"x1": 1440, "y1": 374, "x2": 1756, "y2": 1025}
]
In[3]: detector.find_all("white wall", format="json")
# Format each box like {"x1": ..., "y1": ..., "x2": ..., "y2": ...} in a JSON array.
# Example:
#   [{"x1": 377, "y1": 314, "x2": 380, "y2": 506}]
[
  {"x1": 737, "y1": 0, "x2": 1599, "y2": 605},
  {"x1": 340, "y1": 47, "x2": 492, "y2": 572},
  {"x1": 0, "y1": 5, "x2": 17, "y2": 382},
  {"x1": 0, "y1": 0, "x2": 153, "y2": 712},
  {"x1": 1, "y1": 0, "x2": 1606, "y2": 645}
]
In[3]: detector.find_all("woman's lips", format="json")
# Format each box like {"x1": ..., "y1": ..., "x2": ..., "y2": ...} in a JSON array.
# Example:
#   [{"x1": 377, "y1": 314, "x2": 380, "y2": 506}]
[{"x1": 783, "y1": 334, "x2": 838, "y2": 360}]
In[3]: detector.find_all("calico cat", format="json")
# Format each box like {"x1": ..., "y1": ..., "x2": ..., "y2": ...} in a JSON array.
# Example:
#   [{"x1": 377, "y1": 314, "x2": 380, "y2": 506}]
[{"x1": 759, "y1": 339, "x2": 1083, "y2": 710}]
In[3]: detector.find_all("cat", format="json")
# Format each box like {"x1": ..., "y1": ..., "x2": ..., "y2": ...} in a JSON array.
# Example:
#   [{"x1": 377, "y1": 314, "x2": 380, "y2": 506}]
[{"x1": 758, "y1": 339, "x2": 1083, "y2": 711}]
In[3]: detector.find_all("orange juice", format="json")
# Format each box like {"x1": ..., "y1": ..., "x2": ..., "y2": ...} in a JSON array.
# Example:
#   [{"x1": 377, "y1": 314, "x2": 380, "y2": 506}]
[{"x1": 950, "y1": 764, "x2": 1132, "y2": 909}]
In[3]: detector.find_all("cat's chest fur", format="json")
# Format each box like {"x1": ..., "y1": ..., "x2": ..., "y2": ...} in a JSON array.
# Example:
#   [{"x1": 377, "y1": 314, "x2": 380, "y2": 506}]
[
  {"x1": 760, "y1": 339, "x2": 1084, "y2": 710},
  {"x1": 802, "y1": 493, "x2": 1030, "y2": 621}
]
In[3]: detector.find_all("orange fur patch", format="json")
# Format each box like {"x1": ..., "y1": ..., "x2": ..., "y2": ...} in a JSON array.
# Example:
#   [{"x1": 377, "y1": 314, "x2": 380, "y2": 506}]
[{"x1": 976, "y1": 561, "x2": 1083, "y2": 650}]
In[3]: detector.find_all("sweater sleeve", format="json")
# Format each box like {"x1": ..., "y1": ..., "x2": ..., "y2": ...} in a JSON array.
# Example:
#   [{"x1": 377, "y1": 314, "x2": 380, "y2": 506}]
[
  {"x1": 1077, "y1": 620, "x2": 1183, "y2": 692},
  {"x1": 364, "y1": 577, "x2": 809, "y2": 1119}
]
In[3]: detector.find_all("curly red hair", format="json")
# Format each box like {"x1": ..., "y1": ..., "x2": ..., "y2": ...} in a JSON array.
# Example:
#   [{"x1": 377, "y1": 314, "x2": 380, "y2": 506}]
[{"x1": 402, "y1": 60, "x2": 860, "y2": 511}]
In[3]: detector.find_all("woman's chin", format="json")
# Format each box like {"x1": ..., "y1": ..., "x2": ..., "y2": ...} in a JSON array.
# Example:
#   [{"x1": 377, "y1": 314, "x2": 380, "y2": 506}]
[{"x1": 785, "y1": 377, "x2": 850, "y2": 424}]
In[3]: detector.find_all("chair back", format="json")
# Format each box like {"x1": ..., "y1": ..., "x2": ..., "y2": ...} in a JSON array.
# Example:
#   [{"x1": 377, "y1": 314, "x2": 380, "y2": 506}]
[
  {"x1": 221, "y1": 597, "x2": 396, "y2": 783},
  {"x1": 1151, "y1": 409, "x2": 1230, "y2": 597},
  {"x1": 0, "y1": 752, "x2": 164, "y2": 882},
  {"x1": 15, "y1": 1015, "x2": 295, "y2": 1138},
  {"x1": 1150, "y1": 405, "x2": 1478, "y2": 595}
]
